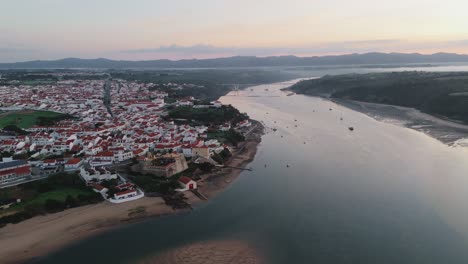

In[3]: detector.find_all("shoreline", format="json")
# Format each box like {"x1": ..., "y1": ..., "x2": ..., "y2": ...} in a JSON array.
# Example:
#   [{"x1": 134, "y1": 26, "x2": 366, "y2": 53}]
[
  {"x1": 284, "y1": 85, "x2": 468, "y2": 146},
  {"x1": 0, "y1": 121, "x2": 264, "y2": 264},
  {"x1": 330, "y1": 98, "x2": 468, "y2": 146}
]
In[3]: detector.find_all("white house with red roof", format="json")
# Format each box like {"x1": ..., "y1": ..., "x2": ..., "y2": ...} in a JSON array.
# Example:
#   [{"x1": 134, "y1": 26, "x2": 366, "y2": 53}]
[
  {"x1": 236, "y1": 120, "x2": 251, "y2": 128},
  {"x1": 176, "y1": 176, "x2": 197, "y2": 192},
  {"x1": 108, "y1": 182, "x2": 144, "y2": 203},
  {"x1": 0, "y1": 158, "x2": 31, "y2": 187},
  {"x1": 64, "y1": 158, "x2": 83, "y2": 171}
]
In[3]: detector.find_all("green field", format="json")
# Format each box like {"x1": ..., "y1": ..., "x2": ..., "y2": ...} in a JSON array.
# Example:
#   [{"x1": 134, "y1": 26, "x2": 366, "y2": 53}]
[{"x1": 0, "y1": 110, "x2": 66, "y2": 128}]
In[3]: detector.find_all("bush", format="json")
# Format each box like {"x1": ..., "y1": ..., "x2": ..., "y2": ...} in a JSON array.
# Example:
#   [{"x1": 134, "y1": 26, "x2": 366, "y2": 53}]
[
  {"x1": 65, "y1": 195, "x2": 78, "y2": 208},
  {"x1": 198, "y1": 162, "x2": 215, "y2": 172},
  {"x1": 2, "y1": 125, "x2": 28, "y2": 135},
  {"x1": 225, "y1": 129, "x2": 245, "y2": 146},
  {"x1": 44, "y1": 199, "x2": 65, "y2": 213}
]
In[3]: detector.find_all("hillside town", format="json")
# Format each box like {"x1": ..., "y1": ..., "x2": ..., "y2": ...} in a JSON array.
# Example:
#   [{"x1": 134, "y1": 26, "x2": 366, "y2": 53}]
[{"x1": 0, "y1": 74, "x2": 254, "y2": 209}]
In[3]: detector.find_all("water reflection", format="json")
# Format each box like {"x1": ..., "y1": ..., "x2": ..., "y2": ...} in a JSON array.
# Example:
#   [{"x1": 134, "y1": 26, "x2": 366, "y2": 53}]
[{"x1": 39, "y1": 78, "x2": 468, "y2": 264}]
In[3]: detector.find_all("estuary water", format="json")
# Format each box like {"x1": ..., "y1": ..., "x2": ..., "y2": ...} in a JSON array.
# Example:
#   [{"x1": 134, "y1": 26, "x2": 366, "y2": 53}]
[{"x1": 38, "y1": 68, "x2": 468, "y2": 263}]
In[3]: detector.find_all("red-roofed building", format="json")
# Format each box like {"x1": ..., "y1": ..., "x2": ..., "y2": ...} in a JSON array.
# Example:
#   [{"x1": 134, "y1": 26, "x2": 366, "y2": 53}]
[
  {"x1": 176, "y1": 176, "x2": 197, "y2": 191},
  {"x1": 64, "y1": 158, "x2": 83, "y2": 171},
  {"x1": 113, "y1": 189, "x2": 138, "y2": 200},
  {"x1": 0, "y1": 158, "x2": 31, "y2": 186}
]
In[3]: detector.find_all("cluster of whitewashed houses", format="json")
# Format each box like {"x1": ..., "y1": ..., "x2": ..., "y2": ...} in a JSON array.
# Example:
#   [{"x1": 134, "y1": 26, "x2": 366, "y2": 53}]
[{"x1": 0, "y1": 79, "x2": 251, "y2": 199}]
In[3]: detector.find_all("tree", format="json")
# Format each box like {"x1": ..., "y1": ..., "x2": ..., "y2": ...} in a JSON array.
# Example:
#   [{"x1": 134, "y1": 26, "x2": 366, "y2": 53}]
[
  {"x1": 2, "y1": 125, "x2": 27, "y2": 135},
  {"x1": 198, "y1": 162, "x2": 215, "y2": 172}
]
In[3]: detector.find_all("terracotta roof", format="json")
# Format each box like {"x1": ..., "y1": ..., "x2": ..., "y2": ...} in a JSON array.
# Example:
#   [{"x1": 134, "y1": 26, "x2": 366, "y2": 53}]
[
  {"x1": 66, "y1": 158, "x2": 82, "y2": 165},
  {"x1": 178, "y1": 176, "x2": 193, "y2": 184},
  {"x1": 115, "y1": 189, "x2": 137, "y2": 196}
]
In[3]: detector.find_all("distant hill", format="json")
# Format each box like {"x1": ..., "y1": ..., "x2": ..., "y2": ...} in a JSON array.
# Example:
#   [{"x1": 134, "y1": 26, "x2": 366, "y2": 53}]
[
  {"x1": 2, "y1": 52, "x2": 468, "y2": 69},
  {"x1": 289, "y1": 71, "x2": 468, "y2": 123}
]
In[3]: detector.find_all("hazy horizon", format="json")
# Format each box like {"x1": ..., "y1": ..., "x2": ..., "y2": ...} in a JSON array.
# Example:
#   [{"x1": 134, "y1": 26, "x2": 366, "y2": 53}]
[
  {"x1": 1, "y1": 0, "x2": 468, "y2": 62},
  {"x1": 4, "y1": 51, "x2": 468, "y2": 64}
]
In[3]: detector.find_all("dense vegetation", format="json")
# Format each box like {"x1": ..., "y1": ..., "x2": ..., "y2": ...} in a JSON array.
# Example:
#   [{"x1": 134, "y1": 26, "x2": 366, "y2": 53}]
[
  {"x1": 0, "y1": 173, "x2": 102, "y2": 228},
  {"x1": 168, "y1": 105, "x2": 248, "y2": 125},
  {"x1": 290, "y1": 71, "x2": 468, "y2": 123}
]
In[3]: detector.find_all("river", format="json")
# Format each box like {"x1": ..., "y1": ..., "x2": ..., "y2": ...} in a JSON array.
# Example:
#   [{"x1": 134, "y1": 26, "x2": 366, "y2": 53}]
[{"x1": 36, "y1": 67, "x2": 468, "y2": 264}]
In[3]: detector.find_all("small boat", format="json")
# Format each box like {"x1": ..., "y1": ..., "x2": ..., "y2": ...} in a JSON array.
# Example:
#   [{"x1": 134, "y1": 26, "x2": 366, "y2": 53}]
[
  {"x1": 340, "y1": 117, "x2": 343, "y2": 121},
  {"x1": 329, "y1": 108, "x2": 333, "y2": 111},
  {"x1": 348, "y1": 127, "x2": 354, "y2": 131}
]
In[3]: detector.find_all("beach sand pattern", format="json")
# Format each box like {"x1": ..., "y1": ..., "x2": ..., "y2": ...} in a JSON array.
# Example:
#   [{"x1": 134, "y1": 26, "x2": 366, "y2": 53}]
[{"x1": 138, "y1": 240, "x2": 263, "y2": 264}]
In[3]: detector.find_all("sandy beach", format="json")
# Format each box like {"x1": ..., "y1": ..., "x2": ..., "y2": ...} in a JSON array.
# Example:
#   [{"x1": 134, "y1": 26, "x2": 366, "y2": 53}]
[
  {"x1": 138, "y1": 240, "x2": 264, "y2": 264},
  {"x1": 0, "y1": 122, "x2": 263, "y2": 264},
  {"x1": 0, "y1": 197, "x2": 175, "y2": 264}
]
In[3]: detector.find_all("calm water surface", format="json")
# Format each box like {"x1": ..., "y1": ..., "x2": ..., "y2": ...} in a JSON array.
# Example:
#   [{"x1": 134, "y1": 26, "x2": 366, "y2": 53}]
[{"x1": 37, "y1": 70, "x2": 468, "y2": 264}]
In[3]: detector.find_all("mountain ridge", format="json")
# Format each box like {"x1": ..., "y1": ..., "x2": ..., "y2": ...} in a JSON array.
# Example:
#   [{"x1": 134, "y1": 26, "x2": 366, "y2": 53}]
[{"x1": 2, "y1": 52, "x2": 468, "y2": 69}]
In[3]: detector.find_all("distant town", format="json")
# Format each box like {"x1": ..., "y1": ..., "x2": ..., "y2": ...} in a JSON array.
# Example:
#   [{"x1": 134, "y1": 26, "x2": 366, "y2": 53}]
[{"x1": 0, "y1": 71, "x2": 260, "y2": 226}]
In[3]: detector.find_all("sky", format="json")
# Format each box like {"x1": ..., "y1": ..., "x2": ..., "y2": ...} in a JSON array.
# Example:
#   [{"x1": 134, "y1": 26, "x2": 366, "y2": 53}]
[{"x1": 1, "y1": 0, "x2": 468, "y2": 62}]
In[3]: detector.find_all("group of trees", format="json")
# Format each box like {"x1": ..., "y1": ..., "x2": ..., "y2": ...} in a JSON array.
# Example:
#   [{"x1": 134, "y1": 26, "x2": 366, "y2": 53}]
[
  {"x1": 128, "y1": 172, "x2": 180, "y2": 195},
  {"x1": 212, "y1": 148, "x2": 232, "y2": 165},
  {"x1": 36, "y1": 113, "x2": 73, "y2": 126},
  {"x1": 168, "y1": 105, "x2": 248, "y2": 126},
  {"x1": 224, "y1": 129, "x2": 245, "y2": 147},
  {"x1": 2, "y1": 124, "x2": 28, "y2": 135}
]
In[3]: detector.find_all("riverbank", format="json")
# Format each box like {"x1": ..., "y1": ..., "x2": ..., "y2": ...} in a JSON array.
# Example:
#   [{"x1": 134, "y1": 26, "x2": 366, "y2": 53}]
[
  {"x1": 0, "y1": 121, "x2": 264, "y2": 264},
  {"x1": 332, "y1": 98, "x2": 468, "y2": 146},
  {"x1": 195, "y1": 120, "x2": 263, "y2": 201}
]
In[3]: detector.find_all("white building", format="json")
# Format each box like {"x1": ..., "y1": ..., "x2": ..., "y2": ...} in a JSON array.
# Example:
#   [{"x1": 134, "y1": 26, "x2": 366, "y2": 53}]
[
  {"x1": 64, "y1": 158, "x2": 83, "y2": 171},
  {"x1": 113, "y1": 150, "x2": 134, "y2": 162},
  {"x1": 113, "y1": 189, "x2": 138, "y2": 200},
  {"x1": 80, "y1": 167, "x2": 117, "y2": 182},
  {"x1": 176, "y1": 176, "x2": 197, "y2": 191}
]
